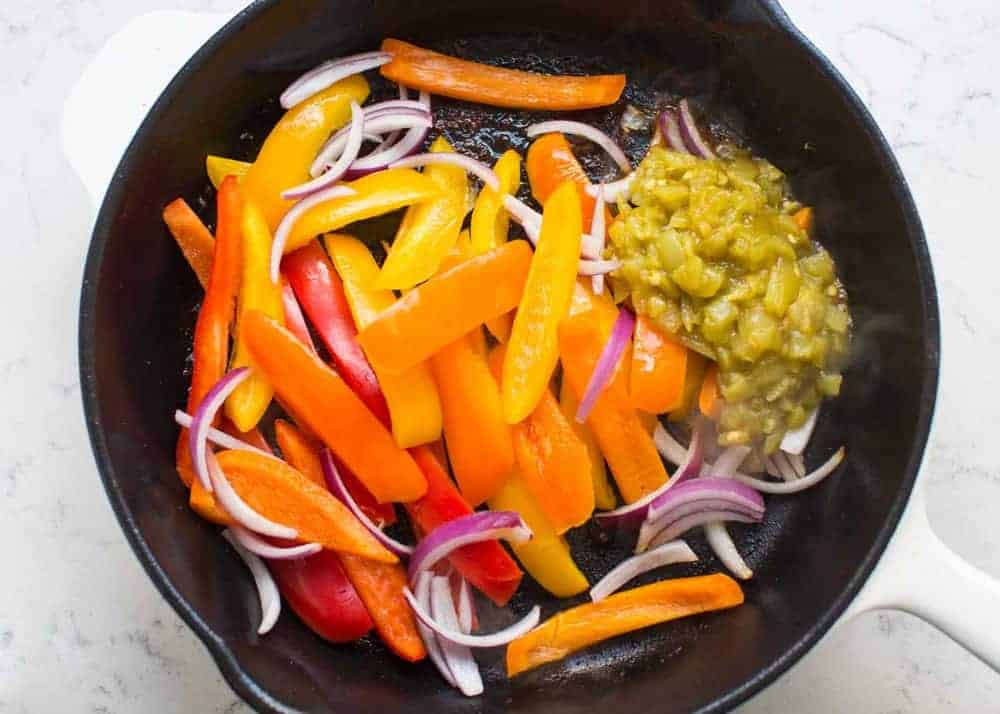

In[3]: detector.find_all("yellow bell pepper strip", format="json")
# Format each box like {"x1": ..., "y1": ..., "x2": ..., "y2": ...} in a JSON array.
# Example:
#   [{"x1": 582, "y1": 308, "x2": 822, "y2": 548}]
[
  {"x1": 506, "y1": 574, "x2": 744, "y2": 677},
  {"x1": 357, "y1": 240, "x2": 533, "y2": 375},
  {"x1": 430, "y1": 328, "x2": 514, "y2": 507},
  {"x1": 376, "y1": 136, "x2": 468, "y2": 290},
  {"x1": 241, "y1": 310, "x2": 427, "y2": 503},
  {"x1": 630, "y1": 314, "x2": 689, "y2": 415},
  {"x1": 285, "y1": 168, "x2": 440, "y2": 254},
  {"x1": 242, "y1": 74, "x2": 369, "y2": 230},
  {"x1": 502, "y1": 180, "x2": 582, "y2": 424},
  {"x1": 487, "y1": 470, "x2": 589, "y2": 598},
  {"x1": 379, "y1": 39, "x2": 626, "y2": 111},
  {"x1": 489, "y1": 346, "x2": 594, "y2": 532},
  {"x1": 668, "y1": 351, "x2": 708, "y2": 422},
  {"x1": 214, "y1": 450, "x2": 397, "y2": 563},
  {"x1": 175, "y1": 176, "x2": 243, "y2": 488},
  {"x1": 206, "y1": 155, "x2": 251, "y2": 189},
  {"x1": 224, "y1": 202, "x2": 284, "y2": 432},
  {"x1": 325, "y1": 234, "x2": 443, "y2": 448},
  {"x1": 559, "y1": 379, "x2": 617, "y2": 511},
  {"x1": 559, "y1": 310, "x2": 669, "y2": 503},
  {"x1": 471, "y1": 149, "x2": 521, "y2": 342},
  {"x1": 162, "y1": 198, "x2": 215, "y2": 289}
]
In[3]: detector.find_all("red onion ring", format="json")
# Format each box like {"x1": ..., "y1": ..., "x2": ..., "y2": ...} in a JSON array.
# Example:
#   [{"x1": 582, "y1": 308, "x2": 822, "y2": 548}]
[
  {"x1": 455, "y1": 575, "x2": 476, "y2": 634},
  {"x1": 404, "y1": 587, "x2": 541, "y2": 648},
  {"x1": 390, "y1": 152, "x2": 500, "y2": 192},
  {"x1": 320, "y1": 449, "x2": 411, "y2": 557},
  {"x1": 208, "y1": 451, "x2": 298, "y2": 539},
  {"x1": 221, "y1": 529, "x2": 281, "y2": 634},
  {"x1": 414, "y1": 572, "x2": 457, "y2": 687},
  {"x1": 733, "y1": 447, "x2": 845, "y2": 494},
  {"x1": 174, "y1": 409, "x2": 271, "y2": 457},
  {"x1": 280, "y1": 51, "x2": 391, "y2": 109},
  {"x1": 282, "y1": 101, "x2": 366, "y2": 201},
  {"x1": 704, "y1": 522, "x2": 752, "y2": 580},
  {"x1": 345, "y1": 92, "x2": 431, "y2": 178},
  {"x1": 526, "y1": 120, "x2": 631, "y2": 174},
  {"x1": 575, "y1": 308, "x2": 635, "y2": 423},
  {"x1": 407, "y1": 512, "x2": 531, "y2": 585},
  {"x1": 577, "y1": 258, "x2": 621, "y2": 276},
  {"x1": 229, "y1": 525, "x2": 321, "y2": 560},
  {"x1": 587, "y1": 173, "x2": 634, "y2": 202},
  {"x1": 658, "y1": 110, "x2": 688, "y2": 153},
  {"x1": 430, "y1": 576, "x2": 483, "y2": 696},
  {"x1": 269, "y1": 184, "x2": 356, "y2": 284},
  {"x1": 188, "y1": 367, "x2": 252, "y2": 492},
  {"x1": 589, "y1": 540, "x2": 697, "y2": 602},
  {"x1": 309, "y1": 108, "x2": 432, "y2": 177},
  {"x1": 677, "y1": 99, "x2": 717, "y2": 159},
  {"x1": 646, "y1": 509, "x2": 759, "y2": 553}
]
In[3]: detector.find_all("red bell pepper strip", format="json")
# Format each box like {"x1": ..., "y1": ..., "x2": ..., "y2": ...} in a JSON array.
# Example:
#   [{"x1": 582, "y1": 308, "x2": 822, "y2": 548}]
[
  {"x1": 175, "y1": 176, "x2": 243, "y2": 487},
  {"x1": 279, "y1": 275, "x2": 317, "y2": 353},
  {"x1": 269, "y1": 551, "x2": 374, "y2": 643},
  {"x1": 405, "y1": 446, "x2": 522, "y2": 606},
  {"x1": 282, "y1": 241, "x2": 391, "y2": 427}
]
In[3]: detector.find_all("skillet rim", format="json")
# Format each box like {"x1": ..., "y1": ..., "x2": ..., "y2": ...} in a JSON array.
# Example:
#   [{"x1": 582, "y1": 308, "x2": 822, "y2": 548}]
[{"x1": 77, "y1": 0, "x2": 940, "y2": 711}]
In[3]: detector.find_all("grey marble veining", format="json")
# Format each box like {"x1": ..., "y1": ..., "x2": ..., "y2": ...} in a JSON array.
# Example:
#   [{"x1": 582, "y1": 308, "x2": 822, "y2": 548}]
[{"x1": 0, "y1": 1, "x2": 997, "y2": 711}]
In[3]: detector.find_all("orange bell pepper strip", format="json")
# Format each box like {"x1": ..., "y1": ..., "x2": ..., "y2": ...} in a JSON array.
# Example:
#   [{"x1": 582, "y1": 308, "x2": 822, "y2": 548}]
[
  {"x1": 175, "y1": 176, "x2": 243, "y2": 488},
  {"x1": 243, "y1": 75, "x2": 369, "y2": 230},
  {"x1": 286, "y1": 168, "x2": 440, "y2": 254},
  {"x1": 206, "y1": 155, "x2": 251, "y2": 189},
  {"x1": 487, "y1": 470, "x2": 588, "y2": 598},
  {"x1": 668, "y1": 351, "x2": 708, "y2": 422},
  {"x1": 405, "y1": 446, "x2": 523, "y2": 606},
  {"x1": 471, "y1": 149, "x2": 521, "y2": 342},
  {"x1": 699, "y1": 364, "x2": 722, "y2": 419},
  {"x1": 241, "y1": 310, "x2": 427, "y2": 503},
  {"x1": 559, "y1": 311, "x2": 669, "y2": 503},
  {"x1": 326, "y1": 234, "x2": 443, "y2": 448},
  {"x1": 213, "y1": 449, "x2": 396, "y2": 563},
  {"x1": 526, "y1": 132, "x2": 611, "y2": 229},
  {"x1": 357, "y1": 240, "x2": 533, "y2": 375},
  {"x1": 489, "y1": 346, "x2": 593, "y2": 532},
  {"x1": 430, "y1": 328, "x2": 514, "y2": 507},
  {"x1": 506, "y1": 574, "x2": 744, "y2": 677},
  {"x1": 376, "y1": 136, "x2": 468, "y2": 290},
  {"x1": 224, "y1": 202, "x2": 284, "y2": 432},
  {"x1": 502, "y1": 180, "x2": 582, "y2": 423},
  {"x1": 630, "y1": 315, "x2": 689, "y2": 415},
  {"x1": 275, "y1": 422, "x2": 423, "y2": 661},
  {"x1": 558, "y1": 379, "x2": 617, "y2": 511},
  {"x1": 162, "y1": 198, "x2": 215, "y2": 289},
  {"x1": 379, "y1": 39, "x2": 625, "y2": 111}
]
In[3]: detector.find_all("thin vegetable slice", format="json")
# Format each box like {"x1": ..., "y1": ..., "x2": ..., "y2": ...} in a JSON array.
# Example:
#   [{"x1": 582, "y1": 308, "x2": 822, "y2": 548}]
[
  {"x1": 162, "y1": 198, "x2": 215, "y2": 288},
  {"x1": 414, "y1": 572, "x2": 457, "y2": 686},
  {"x1": 391, "y1": 151, "x2": 499, "y2": 191},
  {"x1": 677, "y1": 99, "x2": 716, "y2": 159},
  {"x1": 733, "y1": 447, "x2": 846, "y2": 494},
  {"x1": 408, "y1": 511, "x2": 532, "y2": 585},
  {"x1": 404, "y1": 588, "x2": 541, "y2": 648},
  {"x1": 282, "y1": 100, "x2": 366, "y2": 200},
  {"x1": 190, "y1": 367, "x2": 252, "y2": 492},
  {"x1": 526, "y1": 121, "x2": 631, "y2": 174},
  {"x1": 576, "y1": 308, "x2": 635, "y2": 423},
  {"x1": 589, "y1": 540, "x2": 698, "y2": 602},
  {"x1": 222, "y1": 529, "x2": 281, "y2": 634},
  {"x1": 280, "y1": 51, "x2": 390, "y2": 109},
  {"x1": 430, "y1": 576, "x2": 483, "y2": 696},
  {"x1": 229, "y1": 526, "x2": 322, "y2": 560}
]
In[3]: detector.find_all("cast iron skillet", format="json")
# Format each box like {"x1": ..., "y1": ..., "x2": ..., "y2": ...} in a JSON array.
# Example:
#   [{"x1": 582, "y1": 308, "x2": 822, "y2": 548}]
[{"x1": 79, "y1": 0, "x2": 939, "y2": 711}]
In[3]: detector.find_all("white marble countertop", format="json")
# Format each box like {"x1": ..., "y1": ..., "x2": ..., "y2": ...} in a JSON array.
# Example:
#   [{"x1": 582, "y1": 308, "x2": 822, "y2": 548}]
[{"x1": 1, "y1": 0, "x2": 998, "y2": 711}]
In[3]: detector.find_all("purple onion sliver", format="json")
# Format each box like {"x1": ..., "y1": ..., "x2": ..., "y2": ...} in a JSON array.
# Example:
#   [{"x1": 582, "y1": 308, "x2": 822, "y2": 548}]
[
  {"x1": 704, "y1": 522, "x2": 753, "y2": 580},
  {"x1": 280, "y1": 51, "x2": 391, "y2": 109},
  {"x1": 658, "y1": 110, "x2": 688, "y2": 153},
  {"x1": 575, "y1": 308, "x2": 635, "y2": 423},
  {"x1": 230, "y1": 525, "x2": 322, "y2": 560},
  {"x1": 188, "y1": 366, "x2": 253, "y2": 492},
  {"x1": 222, "y1": 529, "x2": 282, "y2": 634},
  {"x1": 390, "y1": 152, "x2": 501, "y2": 192},
  {"x1": 174, "y1": 409, "x2": 272, "y2": 457},
  {"x1": 589, "y1": 540, "x2": 697, "y2": 602},
  {"x1": 734, "y1": 447, "x2": 845, "y2": 494},
  {"x1": 430, "y1": 576, "x2": 483, "y2": 696},
  {"x1": 414, "y1": 572, "x2": 457, "y2": 687},
  {"x1": 403, "y1": 586, "x2": 541, "y2": 648},
  {"x1": 310, "y1": 109, "x2": 431, "y2": 177},
  {"x1": 283, "y1": 100, "x2": 366, "y2": 201},
  {"x1": 407, "y1": 511, "x2": 531, "y2": 584},
  {"x1": 270, "y1": 184, "x2": 356, "y2": 284},
  {"x1": 677, "y1": 99, "x2": 716, "y2": 159},
  {"x1": 646, "y1": 475, "x2": 764, "y2": 525},
  {"x1": 647, "y1": 510, "x2": 760, "y2": 553},
  {"x1": 526, "y1": 120, "x2": 632, "y2": 174},
  {"x1": 320, "y1": 449, "x2": 413, "y2": 557}
]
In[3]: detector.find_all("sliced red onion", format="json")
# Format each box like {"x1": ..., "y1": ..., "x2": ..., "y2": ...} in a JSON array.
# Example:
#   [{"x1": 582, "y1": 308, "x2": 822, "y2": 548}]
[
  {"x1": 526, "y1": 120, "x2": 631, "y2": 174},
  {"x1": 587, "y1": 173, "x2": 634, "y2": 202},
  {"x1": 414, "y1": 571, "x2": 457, "y2": 687},
  {"x1": 270, "y1": 184, "x2": 356, "y2": 283},
  {"x1": 390, "y1": 152, "x2": 500, "y2": 192},
  {"x1": 575, "y1": 308, "x2": 635, "y2": 423},
  {"x1": 658, "y1": 110, "x2": 688, "y2": 153},
  {"x1": 786, "y1": 451, "x2": 806, "y2": 478},
  {"x1": 188, "y1": 367, "x2": 252, "y2": 492},
  {"x1": 404, "y1": 587, "x2": 541, "y2": 648},
  {"x1": 502, "y1": 194, "x2": 542, "y2": 243},
  {"x1": 578, "y1": 258, "x2": 621, "y2": 276},
  {"x1": 589, "y1": 540, "x2": 697, "y2": 602},
  {"x1": 677, "y1": 99, "x2": 716, "y2": 159},
  {"x1": 781, "y1": 408, "x2": 818, "y2": 454},
  {"x1": 704, "y1": 522, "x2": 753, "y2": 580},
  {"x1": 320, "y1": 449, "x2": 412, "y2": 557},
  {"x1": 734, "y1": 447, "x2": 845, "y2": 494},
  {"x1": 430, "y1": 576, "x2": 483, "y2": 696},
  {"x1": 280, "y1": 276, "x2": 317, "y2": 352},
  {"x1": 653, "y1": 423, "x2": 690, "y2": 465},
  {"x1": 770, "y1": 452, "x2": 799, "y2": 482},
  {"x1": 309, "y1": 109, "x2": 432, "y2": 177},
  {"x1": 345, "y1": 96, "x2": 430, "y2": 178},
  {"x1": 230, "y1": 525, "x2": 321, "y2": 560},
  {"x1": 408, "y1": 512, "x2": 531, "y2": 585},
  {"x1": 221, "y1": 529, "x2": 281, "y2": 634},
  {"x1": 597, "y1": 417, "x2": 708, "y2": 530},
  {"x1": 590, "y1": 184, "x2": 607, "y2": 295},
  {"x1": 708, "y1": 446, "x2": 751, "y2": 478},
  {"x1": 280, "y1": 51, "x2": 392, "y2": 109},
  {"x1": 208, "y1": 452, "x2": 298, "y2": 539},
  {"x1": 455, "y1": 576, "x2": 476, "y2": 634},
  {"x1": 283, "y1": 101, "x2": 365, "y2": 201},
  {"x1": 174, "y1": 410, "x2": 272, "y2": 457}
]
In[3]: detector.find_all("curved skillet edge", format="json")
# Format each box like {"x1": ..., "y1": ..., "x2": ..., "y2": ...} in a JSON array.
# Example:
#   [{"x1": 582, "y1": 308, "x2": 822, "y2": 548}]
[{"x1": 78, "y1": 1, "x2": 940, "y2": 712}]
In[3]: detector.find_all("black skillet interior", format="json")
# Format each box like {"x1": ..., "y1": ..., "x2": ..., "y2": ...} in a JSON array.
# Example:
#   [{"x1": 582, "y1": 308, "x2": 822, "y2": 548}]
[{"x1": 80, "y1": 1, "x2": 938, "y2": 712}]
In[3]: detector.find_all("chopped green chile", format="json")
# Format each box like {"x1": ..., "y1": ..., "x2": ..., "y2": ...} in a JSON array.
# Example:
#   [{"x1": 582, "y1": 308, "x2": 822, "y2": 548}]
[{"x1": 608, "y1": 147, "x2": 852, "y2": 449}]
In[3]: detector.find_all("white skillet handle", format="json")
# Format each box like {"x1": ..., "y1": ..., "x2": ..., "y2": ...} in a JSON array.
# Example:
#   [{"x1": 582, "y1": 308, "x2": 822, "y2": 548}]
[
  {"x1": 61, "y1": 10, "x2": 233, "y2": 208},
  {"x1": 840, "y1": 473, "x2": 1000, "y2": 671}
]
